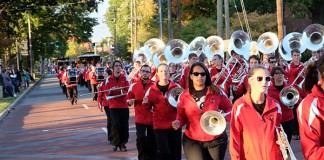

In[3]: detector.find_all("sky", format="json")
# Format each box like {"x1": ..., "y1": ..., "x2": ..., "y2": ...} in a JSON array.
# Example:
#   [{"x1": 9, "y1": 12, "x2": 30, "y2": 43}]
[{"x1": 90, "y1": 0, "x2": 111, "y2": 43}]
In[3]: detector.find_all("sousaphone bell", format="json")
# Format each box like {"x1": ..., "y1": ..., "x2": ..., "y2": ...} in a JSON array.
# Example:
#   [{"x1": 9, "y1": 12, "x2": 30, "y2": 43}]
[
  {"x1": 164, "y1": 39, "x2": 188, "y2": 64},
  {"x1": 203, "y1": 35, "x2": 225, "y2": 60},
  {"x1": 200, "y1": 110, "x2": 227, "y2": 136},
  {"x1": 167, "y1": 87, "x2": 184, "y2": 108},
  {"x1": 302, "y1": 23, "x2": 324, "y2": 51}
]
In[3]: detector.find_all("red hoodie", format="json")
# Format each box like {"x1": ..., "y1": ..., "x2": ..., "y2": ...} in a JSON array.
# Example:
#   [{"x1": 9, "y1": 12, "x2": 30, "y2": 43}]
[
  {"x1": 144, "y1": 81, "x2": 179, "y2": 129},
  {"x1": 229, "y1": 92, "x2": 283, "y2": 160},
  {"x1": 297, "y1": 85, "x2": 324, "y2": 160},
  {"x1": 177, "y1": 87, "x2": 232, "y2": 142},
  {"x1": 127, "y1": 80, "x2": 155, "y2": 125}
]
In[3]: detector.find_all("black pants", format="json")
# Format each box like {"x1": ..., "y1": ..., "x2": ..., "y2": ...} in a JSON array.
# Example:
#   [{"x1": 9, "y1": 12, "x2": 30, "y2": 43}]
[
  {"x1": 104, "y1": 106, "x2": 112, "y2": 141},
  {"x1": 67, "y1": 86, "x2": 78, "y2": 103},
  {"x1": 91, "y1": 83, "x2": 98, "y2": 101},
  {"x1": 281, "y1": 119, "x2": 294, "y2": 143},
  {"x1": 154, "y1": 129, "x2": 182, "y2": 160},
  {"x1": 110, "y1": 108, "x2": 129, "y2": 147},
  {"x1": 87, "y1": 80, "x2": 91, "y2": 92},
  {"x1": 136, "y1": 123, "x2": 157, "y2": 160},
  {"x1": 182, "y1": 132, "x2": 228, "y2": 160},
  {"x1": 292, "y1": 107, "x2": 299, "y2": 135}
]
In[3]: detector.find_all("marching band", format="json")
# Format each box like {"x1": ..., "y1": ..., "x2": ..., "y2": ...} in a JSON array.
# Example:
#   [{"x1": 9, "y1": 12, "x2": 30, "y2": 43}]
[{"x1": 55, "y1": 23, "x2": 323, "y2": 160}]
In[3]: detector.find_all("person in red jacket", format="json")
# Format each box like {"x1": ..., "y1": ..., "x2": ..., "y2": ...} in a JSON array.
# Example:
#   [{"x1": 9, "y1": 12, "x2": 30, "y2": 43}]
[
  {"x1": 297, "y1": 56, "x2": 324, "y2": 160},
  {"x1": 229, "y1": 65, "x2": 283, "y2": 160},
  {"x1": 172, "y1": 62, "x2": 232, "y2": 160},
  {"x1": 143, "y1": 63, "x2": 181, "y2": 160},
  {"x1": 210, "y1": 54, "x2": 232, "y2": 97},
  {"x1": 179, "y1": 53, "x2": 198, "y2": 89},
  {"x1": 233, "y1": 55, "x2": 260, "y2": 100},
  {"x1": 268, "y1": 66, "x2": 301, "y2": 143},
  {"x1": 89, "y1": 66, "x2": 99, "y2": 101},
  {"x1": 127, "y1": 64, "x2": 156, "y2": 160},
  {"x1": 105, "y1": 60, "x2": 130, "y2": 152},
  {"x1": 62, "y1": 66, "x2": 78, "y2": 105}
]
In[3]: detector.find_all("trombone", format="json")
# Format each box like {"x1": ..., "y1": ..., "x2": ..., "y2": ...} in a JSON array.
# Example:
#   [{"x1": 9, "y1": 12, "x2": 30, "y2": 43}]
[
  {"x1": 276, "y1": 124, "x2": 297, "y2": 160},
  {"x1": 79, "y1": 86, "x2": 129, "y2": 96},
  {"x1": 279, "y1": 56, "x2": 317, "y2": 107}
]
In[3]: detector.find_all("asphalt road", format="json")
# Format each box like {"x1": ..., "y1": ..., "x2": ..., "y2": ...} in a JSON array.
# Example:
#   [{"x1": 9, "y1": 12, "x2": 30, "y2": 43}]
[{"x1": 0, "y1": 75, "x2": 305, "y2": 160}]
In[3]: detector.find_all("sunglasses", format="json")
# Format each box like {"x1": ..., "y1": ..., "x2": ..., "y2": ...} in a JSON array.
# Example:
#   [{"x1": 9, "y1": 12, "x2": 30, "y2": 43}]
[
  {"x1": 251, "y1": 76, "x2": 271, "y2": 82},
  {"x1": 141, "y1": 70, "x2": 151, "y2": 73},
  {"x1": 269, "y1": 61, "x2": 277, "y2": 63},
  {"x1": 191, "y1": 72, "x2": 206, "y2": 77}
]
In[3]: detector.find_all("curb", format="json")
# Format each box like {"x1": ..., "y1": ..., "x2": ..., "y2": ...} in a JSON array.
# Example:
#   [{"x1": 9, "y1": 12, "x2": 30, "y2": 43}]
[{"x1": 0, "y1": 75, "x2": 45, "y2": 121}]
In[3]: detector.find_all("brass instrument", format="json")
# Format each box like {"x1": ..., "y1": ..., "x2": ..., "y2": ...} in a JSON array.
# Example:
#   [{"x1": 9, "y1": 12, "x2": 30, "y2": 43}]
[
  {"x1": 188, "y1": 36, "x2": 206, "y2": 57},
  {"x1": 249, "y1": 41, "x2": 259, "y2": 56},
  {"x1": 144, "y1": 38, "x2": 165, "y2": 61},
  {"x1": 302, "y1": 23, "x2": 324, "y2": 51},
  {"x1": 279, "y1": 56, "x2": 317, "y2": 107},
  {"x1": 279, "y1": 40, "x2": 292, "y2": 61},
  {"x1": 105, "y1": 86, "x2": 128, "y2": 100},
  {"x1": 229, "y1": 30, "x2": 251, "y2": 59},
  {"x1": 165, "y1": 39, "x2": 188, "y2": 64},
  {"x1": 79, "y1": 86, "x2": 129, "y2": 96},
  {"x1": 257, "y1": 32, "x2": 279, "y2": 54},
  {"x1": 276, "y1": 124, "x2": 297, "y2": 160},
  {"x1": 203, "y1": 36, "x2": 225, "y2": 60},
  {"x1": 282, "y1": 32, "x2": 306, "y2": 54},
  {"x1": 167, "y1": 87, "x2": 185, "y2": 108},
  {"x1": 200, "y1": 110, "x2": 229, "y2": 136}
]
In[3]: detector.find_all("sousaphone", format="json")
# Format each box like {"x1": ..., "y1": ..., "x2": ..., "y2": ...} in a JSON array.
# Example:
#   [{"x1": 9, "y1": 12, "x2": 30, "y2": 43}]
[{"x1": 200, "y1": 110, "x2": 227, "y2": 136}]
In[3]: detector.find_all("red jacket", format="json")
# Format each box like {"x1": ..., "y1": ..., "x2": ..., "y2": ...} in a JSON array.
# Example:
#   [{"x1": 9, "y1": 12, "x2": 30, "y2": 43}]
[
  {"x1": 178, "y1": 66, "x2": 190, "y2": 89},
  {"x1": 177, "y1": 88, "x2": 232, "y2": 142},
  {"x1": 297, "y1": 85, "x2": 324, "y2": 160},
  {"x1": 235, "y1": 75, "x2": 249, "y2": 98},
  {"x1": 127, "y1": 80, "x2": 155, "y2": 125},
  {"x1": 229, "y1": 92, "x2": 283, "y2": 160},
  {"x1": 104, "y1": 74, "x2": 129, "y2": 109},
  {"x1": 144, "y1": 81, "x2": 179, "y2": 129},
  {"x1": 285, "y1": 62, "x2": 304, "y2": 85},
  {"x1": 98, "y1": 78, "x2": 110, "y2": 109},
  {"x1": 268, "y1": 82, "x2": 296, "y2": 122}
]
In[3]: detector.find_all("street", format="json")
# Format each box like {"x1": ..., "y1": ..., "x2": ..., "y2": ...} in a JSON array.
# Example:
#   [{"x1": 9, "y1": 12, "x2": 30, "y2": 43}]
[{"x1": 0, "y1": 75, "x2": 305, "y2": 160}]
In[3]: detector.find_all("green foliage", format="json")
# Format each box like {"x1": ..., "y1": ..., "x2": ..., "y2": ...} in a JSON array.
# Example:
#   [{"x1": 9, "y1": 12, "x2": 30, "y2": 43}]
[{"x1": 179, "y1": 18, "x2": 218, "y2": 42}]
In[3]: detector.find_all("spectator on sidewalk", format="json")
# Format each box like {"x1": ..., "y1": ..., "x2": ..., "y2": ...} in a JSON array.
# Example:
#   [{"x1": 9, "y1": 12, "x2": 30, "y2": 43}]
[
  {"x1": 2, "y1": 69, "x2": 15, "y2": 97},
  {"x1": 24, "y1": 70, "x2": 31, "y2": 87}
]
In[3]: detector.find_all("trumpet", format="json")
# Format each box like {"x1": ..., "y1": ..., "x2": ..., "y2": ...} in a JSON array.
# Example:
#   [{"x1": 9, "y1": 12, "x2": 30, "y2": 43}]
[{"x1": 276, "y1": 124, "x2": 297, "y2": 160}]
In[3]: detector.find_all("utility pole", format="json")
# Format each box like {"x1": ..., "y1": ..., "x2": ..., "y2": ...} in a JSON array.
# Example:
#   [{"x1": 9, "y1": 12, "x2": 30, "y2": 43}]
[
  {"x1": 158, "y1": 0, "x2": 163, "y2": 39},
  {"x1": 217, "y1": 0, "x2": 223, "y2": 37},
  {"x1": 168, "y1": 0, "x2": 173, "y2": 40},
  {"x1": 130, "y1": 0, "x2": 133, "y2": 53},
  {"x1": 134, "y1": 0, "x2": 137, "y2": 49},
  {"x1": 276, "y1": 0, "x2": 284, "y2": 40},
  {"x1": 27, "y1": 11, "x2": 34, "y2": 75}
]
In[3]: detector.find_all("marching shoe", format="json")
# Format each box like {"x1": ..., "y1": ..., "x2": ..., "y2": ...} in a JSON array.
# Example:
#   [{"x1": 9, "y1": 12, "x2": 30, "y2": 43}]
[
  {"x1": 119, "y1": 144, "x2": 127, "y2": 152},
  {"x1": 113, "y1": 146, "x2": 118, "y2": 152}
]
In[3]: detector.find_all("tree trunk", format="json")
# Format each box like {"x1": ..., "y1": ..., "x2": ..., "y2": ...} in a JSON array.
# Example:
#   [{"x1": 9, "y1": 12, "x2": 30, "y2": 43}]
[
  {"x1": 224, "y1": 0, "x2": 230, "y2": 40},
  {"x1": 217, "y1": 0, "x2": 223, "y2": 37},
  {"x1": 177, "y1": 0, "x2": 181, "y2": 36},
  {"x1": 168, "y1": 0, "x2": 173, "y2": 40}
]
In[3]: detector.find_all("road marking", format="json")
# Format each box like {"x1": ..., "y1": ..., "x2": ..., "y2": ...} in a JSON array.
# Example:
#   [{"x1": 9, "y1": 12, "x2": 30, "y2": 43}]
[
  {"x1": 82, "y1": 104, "x2": 89, "y2": 109},
  {"x1": 101, "y1": 127, "x2": 108, "y2": 134}
]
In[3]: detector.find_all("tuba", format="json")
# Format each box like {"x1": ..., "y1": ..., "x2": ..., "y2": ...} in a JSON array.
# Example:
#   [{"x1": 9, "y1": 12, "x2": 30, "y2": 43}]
[
  {"x1": 200, "y1": 110, "x2": 229, "y2": 136},
  {"x1": 167, "y1": 87, "x2": 185, "y2": 108},
  {"x1": 282, "y1": 32, "x2": 306, "y2": 54},
  {"x1": 229, "y1": 30, "x2": 251, "y2": 59},
  {"x1": 144, "y1": 38, "x2": 165, "y2": 61},
  {"x1": 203, "y1": 35, "x2": 225, "y2": 60},
  {"x1": 302, "y1": 23, "x2": 324, "y2": 51},
  {"x1": 257, "y1": 32, "x2": 279, "y2": 54},
  {"x1": 249, "y1": 41, "x2": 259, "y2": 56},
  {"x1": 278, "y1": 40, "x2": 292, "y2": 61},
  {"x1": 188, "y1": 36, "x2": 206, "y2": 57},
  {"x1": 164, "y1": 39, "x2": 189, "y2": 64},
  {"x1": 152, "y1": 49, "x2": 168, "y2": 67}
]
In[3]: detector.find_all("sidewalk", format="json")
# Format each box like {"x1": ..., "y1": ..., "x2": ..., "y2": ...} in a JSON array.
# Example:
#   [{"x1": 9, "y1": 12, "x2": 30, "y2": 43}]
[{"x1": 0, "y1": 74, "x2": 45, "y2": 121}]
